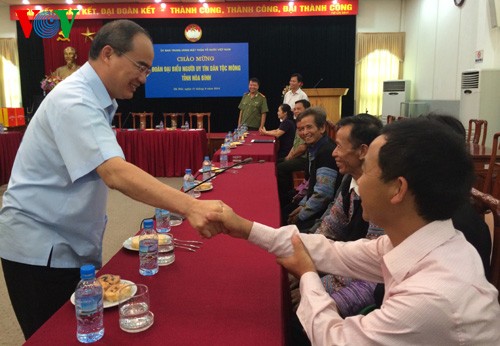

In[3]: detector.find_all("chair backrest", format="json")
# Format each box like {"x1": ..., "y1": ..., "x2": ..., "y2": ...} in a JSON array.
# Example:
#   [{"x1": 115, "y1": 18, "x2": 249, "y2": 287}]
[
  {"x1": 113, "y1": 112, "x2": 122, "y2": 129},
  {"x1": 470, "y1": 188, "x2": 500, "y2": 300},
  {"x1": 467, "y1": 119, "x2": 488, "y2": 146},
  {"x1": 483, "y1": 132, "x2": 500, "y2": 197},
  {"x1": 162, "y1": 113, "x2": 185, "y2": 129},
  {"x1": 188, "y1": 112, "x2": 211, "y2": 134},
  {"x1": 131, "y1": 112, "x2": 154, "y2": 129},
  {"x1": 386, "y1": 115, "x2": 396, "y2": 124}
]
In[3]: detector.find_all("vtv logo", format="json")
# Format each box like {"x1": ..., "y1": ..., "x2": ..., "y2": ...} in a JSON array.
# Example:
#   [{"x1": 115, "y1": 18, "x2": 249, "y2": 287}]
[{"x1": 16, "y1": 9, "x2": 79, "y2": 39}]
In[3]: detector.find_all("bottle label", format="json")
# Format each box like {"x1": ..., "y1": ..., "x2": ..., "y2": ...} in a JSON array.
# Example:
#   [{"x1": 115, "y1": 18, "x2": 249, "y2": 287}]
[
  {"x1": 140, "y1": 239, "x2": 158, "y2": 253},
  {"x1": 78, "y1": 295, "x2": 102, "y2": 314}
]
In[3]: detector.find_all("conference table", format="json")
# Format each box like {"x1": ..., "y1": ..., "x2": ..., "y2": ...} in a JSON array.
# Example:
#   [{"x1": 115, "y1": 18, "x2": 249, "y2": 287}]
[
  {"x1": 0, "y1": 131, "x2": 23, "y2": 186},
  {"x1": 212, "y1": 132, "x2": 277, "y2": 163},
  {"x1": 116, "y1": 129, "x2": 208, "y2": 177},
  {"x1": 24, "y1": 161, "x2": 289, "y2": 345}
]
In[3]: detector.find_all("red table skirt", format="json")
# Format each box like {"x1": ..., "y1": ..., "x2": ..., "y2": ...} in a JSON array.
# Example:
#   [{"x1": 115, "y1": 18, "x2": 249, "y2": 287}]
[
  {"x1": 0, "y1": 131, "x2": 23, "y2": 185},
  {"x1": 116, "y1": 129, "x2": 208, "y2": 177}
]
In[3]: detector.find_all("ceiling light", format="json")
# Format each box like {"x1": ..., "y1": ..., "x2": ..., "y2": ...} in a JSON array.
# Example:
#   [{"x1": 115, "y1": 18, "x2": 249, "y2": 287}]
[
  {"x1": 160, "y1": 3, "x2": 166, "y2": 9},
  {"x1": 22, "y1": 0, "x2": 29, "y2": 4},
  {"x1": 77, "y1": 4, "x2": 82, "y2": 10},
  {"x1": 154, "y1": 0, "x2": 161, "y2": 3},
  {"x1": 35, "y1": 5, "x2": 42, "y2": 10},
  {"x1": 203, "y1": 3, "x2": 208, "y2": 8},
  {"x1": 66, "y1": 0, "x2": 73, "y2": 4}
]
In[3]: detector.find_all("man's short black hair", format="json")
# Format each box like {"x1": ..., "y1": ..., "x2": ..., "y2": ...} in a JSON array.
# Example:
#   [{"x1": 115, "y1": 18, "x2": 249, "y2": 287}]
[
  {"x1": 295, "y1": 99, "x2": 311, "y2": 109},
  {"x1": 336, "y1": 114, "x2": 383, "y2": 148},
  {"x1": 89, "y1": 20, "x2": 151, "y2": 60},
  {"x1": 379, "y1": 118, "x2": 473, "y2": 221},
  {"x1": 296, "y1": 107, "x2": 327, "y2": 129}
]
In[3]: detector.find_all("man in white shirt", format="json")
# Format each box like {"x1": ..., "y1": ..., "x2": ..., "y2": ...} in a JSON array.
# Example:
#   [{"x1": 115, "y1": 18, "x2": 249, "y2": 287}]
[
  {"x1": 207, "y1": 118, "x2": 500, "y2": 345},
  {"x1": 283, "y1": 73, "x2": 309, "y2": 109}
]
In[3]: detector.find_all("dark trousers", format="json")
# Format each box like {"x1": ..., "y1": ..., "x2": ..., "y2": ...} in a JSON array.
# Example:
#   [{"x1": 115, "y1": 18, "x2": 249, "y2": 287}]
[
  {"x1": 1, "y1": 258, "x2": 80, "y2": 340},
  {"x1": 277, "y1": 156, "x2": 308, "y2": 207}
]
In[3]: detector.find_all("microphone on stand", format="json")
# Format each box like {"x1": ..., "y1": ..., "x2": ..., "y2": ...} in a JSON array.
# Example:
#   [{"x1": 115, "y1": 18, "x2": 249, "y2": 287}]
[
  {"x1": 184, "y1": 157, "x2": 254, "y2": 193},
  {"x1": 312, "y1": 77, "x2": 324, "y2": 89}
]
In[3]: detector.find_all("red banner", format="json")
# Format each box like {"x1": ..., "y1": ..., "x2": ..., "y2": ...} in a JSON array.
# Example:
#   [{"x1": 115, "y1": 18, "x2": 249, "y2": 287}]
[{"x1": 10, "y1": 1, "x2": 358, "y2": 20}]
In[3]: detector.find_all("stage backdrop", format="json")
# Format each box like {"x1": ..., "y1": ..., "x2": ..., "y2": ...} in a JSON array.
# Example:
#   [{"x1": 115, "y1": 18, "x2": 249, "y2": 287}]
[{"x1": 17, "y1": 15, "x2": 355, "y2": 132}]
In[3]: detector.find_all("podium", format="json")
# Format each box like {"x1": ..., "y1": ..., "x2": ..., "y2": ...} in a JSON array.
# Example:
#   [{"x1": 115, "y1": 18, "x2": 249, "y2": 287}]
[{"x1": 302, "y1": 88, "x2": 348, "y2": 124}]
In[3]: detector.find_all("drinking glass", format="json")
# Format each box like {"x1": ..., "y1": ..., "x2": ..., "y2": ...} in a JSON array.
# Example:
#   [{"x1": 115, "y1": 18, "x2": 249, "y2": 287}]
[{"x1": 119, "y1": 284, "x2": 154, "y2": 333}]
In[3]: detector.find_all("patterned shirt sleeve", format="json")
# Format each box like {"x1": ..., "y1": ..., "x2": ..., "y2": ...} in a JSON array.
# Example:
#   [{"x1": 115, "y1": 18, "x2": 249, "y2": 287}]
[{"x1": 298, "y1": 166, "x2": 338, "y2": 221}]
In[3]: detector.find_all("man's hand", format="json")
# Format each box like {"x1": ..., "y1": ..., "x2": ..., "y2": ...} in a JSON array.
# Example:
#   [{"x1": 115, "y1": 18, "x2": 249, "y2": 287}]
[
  {"x1": 206, "y1": 201, "x2": 253, "y2": 239},
  {"x1": 184, "y1": 199, "x2": 227, "y2": 238},
  {"x1": 277, "y1": 234, "x2": 316, "y2": 279},
  {"x1": 287, "y1": 206, "x2": 302, "y2": 225}
]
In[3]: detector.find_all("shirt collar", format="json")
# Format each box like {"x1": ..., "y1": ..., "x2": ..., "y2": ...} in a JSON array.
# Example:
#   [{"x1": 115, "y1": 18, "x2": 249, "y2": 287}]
[
  {"x1": 80, "y1": 62, "x2": 118, "y2": 122},
  {"x1": 308, "y1": 135, "x2": 328, "y2": 156},
  {"x1": 383, "y1": 219, "x2": 456, "y2": 283},
  {"x1": 349, "y1": 177, "x2": 359, "y2": 195}
]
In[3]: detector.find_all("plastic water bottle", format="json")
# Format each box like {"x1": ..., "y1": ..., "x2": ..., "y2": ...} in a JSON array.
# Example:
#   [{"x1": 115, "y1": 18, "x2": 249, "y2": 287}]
[
  {"x1": 183, "y1": 168, "x2": 195, "y2": 197},
  {"x1": 159, "y1": 120, "x2": 164, "y2": 130},
  {"x1": 183, "y1": 168, "x2": 200, "y2": 198},
  {"x1": 184, "y1": 120, "x2": 189, "y2": 130},
  {"x1": 75, "y1": 264, "x2": 104, "y2": 343},
  {"x1": 202, "y1": 156, "x2": 212, "y2": 181},
  {"x1": 139, "y1": 219, "x2": 159, "y2": 276},
  {"x1": 155, "y1": 208, "x2": 171, "y2": 233},
  {"x1": 220, "y1": 145, "x2": 229, "y2": 168}
]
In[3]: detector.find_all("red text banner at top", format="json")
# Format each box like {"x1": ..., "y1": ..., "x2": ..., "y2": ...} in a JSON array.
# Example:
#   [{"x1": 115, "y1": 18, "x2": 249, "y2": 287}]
[{"x1": 10, "y1": 1, "x2": 358, "y2": 20}]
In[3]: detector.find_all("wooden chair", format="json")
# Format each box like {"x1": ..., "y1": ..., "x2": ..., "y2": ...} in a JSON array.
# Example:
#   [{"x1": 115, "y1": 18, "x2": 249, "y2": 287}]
[
  {"x1": 467, "y1": 119, "x2": 488, "y2": 146},
  {"x1": 162, "y1": 113, "x2": 185, "y2": 129},
  {"x1": 470, "y1": 188, "x2": 500, "y2": 299},
  {"x1": 325, "y1": 120, "x2": 337, "y2": 142},
  {"x1": 483, "y1": 132, "x2": 500, "y2": 198},
  {"x1": 131, "y1": 112, "x2": 154, "y2": 130},
  {"x1": 188, "y1": 112, "x2": 211, "y2": 135},
  {"x1": 113, "y1": 112, "x2": 122, "y2": 129},
  {"x1": 386, "y1": 115, "x2": 396, "y2": 124}
]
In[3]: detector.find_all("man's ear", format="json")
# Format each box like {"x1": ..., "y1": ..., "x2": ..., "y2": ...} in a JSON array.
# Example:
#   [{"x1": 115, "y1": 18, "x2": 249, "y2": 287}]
[
  {"x1": 357, "y1": 144, "x2": 369, "y2": 160},
  {"x1": 101, "y1": 45, "x2": 114, "y2": 62},
  {"x1": 390, "y1": 176, "x2": 408, "y2": 205}
]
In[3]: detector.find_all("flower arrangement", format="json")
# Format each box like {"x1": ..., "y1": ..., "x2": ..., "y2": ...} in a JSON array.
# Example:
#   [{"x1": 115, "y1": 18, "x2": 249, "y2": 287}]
[
  {"x1": 281, "y1": 85, "x2": 290, "y2": 97},
  {"x1": 40, "y1": 74, "x2": 62, "y2": 94}
]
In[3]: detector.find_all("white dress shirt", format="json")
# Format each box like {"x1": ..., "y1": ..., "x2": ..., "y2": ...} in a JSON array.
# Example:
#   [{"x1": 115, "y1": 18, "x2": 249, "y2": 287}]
[
  {"x1": 249, "y1": 220, "x2": 500, "y2": 345},
  {"x1": 283, "y1": 88, "x2": 309, "y2": 109}
]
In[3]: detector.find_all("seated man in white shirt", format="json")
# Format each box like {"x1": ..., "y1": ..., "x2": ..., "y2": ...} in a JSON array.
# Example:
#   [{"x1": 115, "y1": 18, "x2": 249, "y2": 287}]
[{"x1": 207, "y1": 118, "x2": 500, "y2": 345}]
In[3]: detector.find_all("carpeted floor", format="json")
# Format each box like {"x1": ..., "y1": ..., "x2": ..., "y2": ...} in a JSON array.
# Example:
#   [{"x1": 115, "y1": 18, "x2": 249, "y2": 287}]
[{"x1": 0, "y1": 177, "x2": 183, "y2": 345}]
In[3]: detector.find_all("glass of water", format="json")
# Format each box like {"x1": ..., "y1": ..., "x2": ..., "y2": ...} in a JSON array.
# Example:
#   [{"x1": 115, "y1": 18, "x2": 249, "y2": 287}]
[
  {"x1": 232, "y1": 155, "x2": 243, "y2": 169},
  {"x1": 158, "y1": 233, "x2": 175, "y2": 266},
  {"x1": 119, "y1": 284, "x2": 154, "y2": 333}
]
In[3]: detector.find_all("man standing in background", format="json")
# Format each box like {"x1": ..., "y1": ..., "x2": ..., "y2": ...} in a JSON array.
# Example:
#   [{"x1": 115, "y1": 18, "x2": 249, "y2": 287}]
[
  {"x1": 283, "y1": 73, "x2": 309, "y2": 109},
  {"x1": 238, "y1": 77, "x2": 269, "y2": 131}
]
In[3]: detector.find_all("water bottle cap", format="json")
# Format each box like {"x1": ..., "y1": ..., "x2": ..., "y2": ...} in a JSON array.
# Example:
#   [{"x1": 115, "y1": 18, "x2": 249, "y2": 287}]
[
  {"x1": 80, "y1": 264, "x2": 96, "y2": 279},
  {"x1": 185, "y1": 168, "x2": 192, "y2": 174},
  {"x1": 144, "y1": 219, "x2": 154, "y2": 228}
]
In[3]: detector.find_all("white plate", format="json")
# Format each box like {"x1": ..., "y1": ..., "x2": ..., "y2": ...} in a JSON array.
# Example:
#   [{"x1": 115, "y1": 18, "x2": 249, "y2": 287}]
[
  {"x1": 198, "y1": 166, "x2": 220, "y2": 173},
  {"x1": 70, "y1": 279, "x2": 136, "y2": 308},
  {"x1": 193, "y1": 181, "x2": 213, "y2": 192},
  {"x1": 123, "y1": 234, "x2": 172, "y2": 251}
]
